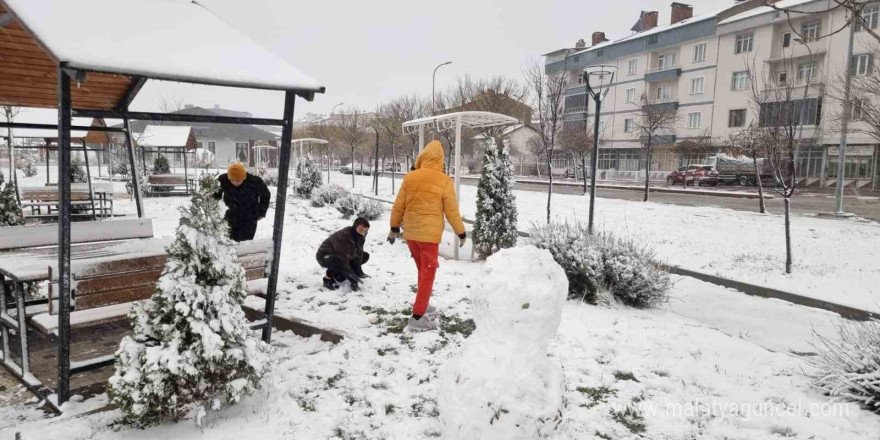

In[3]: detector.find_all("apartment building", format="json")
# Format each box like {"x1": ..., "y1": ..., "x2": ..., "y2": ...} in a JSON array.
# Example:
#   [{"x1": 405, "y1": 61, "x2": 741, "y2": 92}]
[{"x1": 545, "y1": 0, "x2": 879, "y2": 189}]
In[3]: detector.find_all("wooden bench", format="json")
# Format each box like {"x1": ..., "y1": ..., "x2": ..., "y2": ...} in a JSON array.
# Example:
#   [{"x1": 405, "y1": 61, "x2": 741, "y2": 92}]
[
  {"x1": 0, "y1": 218, "x2": 153, "y2": 253},
  {"x1": 32, "y1": 238, "x2": 272, "y2": 335},
  {"x1": 145, "y1": 174, "x2": 195, "y2": 196},
  {"x1": 19, "y1": 184, "x2": 113, "y2": 220}
]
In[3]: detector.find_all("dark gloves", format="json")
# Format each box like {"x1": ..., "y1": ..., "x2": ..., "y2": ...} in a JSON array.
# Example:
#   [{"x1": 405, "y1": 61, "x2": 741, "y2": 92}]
[{"x1": 348, "y1": 275, "x2": 361, "y2": 292}]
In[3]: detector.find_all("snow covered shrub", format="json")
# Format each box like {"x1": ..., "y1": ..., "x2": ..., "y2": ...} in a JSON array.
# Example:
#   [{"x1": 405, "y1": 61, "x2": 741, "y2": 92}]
[
  {"x1": 153, "y1": 155, "x2": 171, "y2": 174},
  {"x1": 472, "y1": 143, "x2": 518, "y2": 260},
  {"x1": 528, "y1": 222, "x2": 603, "y2": 302},
  {"x1": 109, "y1": 174, "x2": 271, "y2": 427},
  {"x1": 296, "y1": 159, "x2": 323, "y2": 199},
  {"x1": 0, "y1": 170, "x2": 23, "y2": 227},
  {"x1": 599, "y1": 234, "x2": 670, "y2": 308},
  {"x1": 70, "y1": 157, "x2": 88, "y2": 183},
  {"x1": 529, "y1": 223, "x2": 670, "y2": 308},
  {"x1": 15, "y1": 150, "x2": 38, "y2": 177},
  {"x1": 310, "y1": 184, "x2": 347, "y2": 207},
  {"x1": 808, "y1": 321, "x2": 880, "y2": 414},
  {"x1": 250, "y1": 167, "x2": 279, "y2": 186},
  {"x1": 335, "y1": 193, "x2": 384, "y2": 220},
  {"x1": 193, "y1": 148, "x2": 215, "y2": 170}
]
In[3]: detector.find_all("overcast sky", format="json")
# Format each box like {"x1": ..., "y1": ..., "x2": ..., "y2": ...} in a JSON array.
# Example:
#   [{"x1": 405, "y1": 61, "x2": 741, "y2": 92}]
[{"x1": 130, "y1": 0, "x2": 736, "y2": 120}]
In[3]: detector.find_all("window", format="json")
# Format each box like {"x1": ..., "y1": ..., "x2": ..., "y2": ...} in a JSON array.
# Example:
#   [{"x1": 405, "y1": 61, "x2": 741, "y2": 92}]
[
  {"x1": 693, "y1": 43, "x2": 707, "y2": 63},
  {"x1": 624, "y1": 118, "x2": 634, "y2": 133},
  {"x1": 577, "y1": 74, "x2": 585, "y2": 85},
  {"x1": 574, "y1": 56, "x2": 580, "y2": 63},
  {"x1": 759, "y1": 98, "x2": 822, "y2": 127},
  {"x1": 687, "y1": 112, "x2": 702, "y2": 129},
  {"x1": 851, "y1": 98, "x2": 865, "y2": 120},
  {"x1": 235, "y1": 142, "x2": 249, "y2": 162},
  {"x1": 782, "y1": 32, "x2": 791, "y2": 48},
  {"x1": 655, "y1": 85, "x2": 671, "y2": 100},
  {"x1": 196, "y1": 141, "x2": 203, "y2": 149},
  {"x1": 735, "y1": 33, "x2": 753, "y2": 54},
  {"x1": 729, "y1": 109, "x2": 747, "y2": 127},
  {"x1": 778, "y1": 71, "x2": 788, "y2": 85},
  {"x1": 802, "y1": 21, "x2": 821, "y2": 41},
  {"x1": 597, "y1": 49, "x2": 605, "y2": 57},
  {"x1": 207, "y1": 141, "x2": 216, "y2": 154},
  {"x1": 690, "y1": 77, "x2": 704, "y2": 95},
  {"x1": 732, "y1": 71, "x2": 749, "y2": 90},
  {"x1": 627, "y1": 58, "x2": 639, "y2": 76},
  {"x1": 854, "y1": 54, "x2": 873, "y2": 76},
  {"x1": 857, "y1": 6, "x2": 879, "y2": 32},
  {"x1": 625, "y1": 88, "x2": 636, "y2": 104},
  {"x1": 657, "y1": 53, "x2": 676, "y2": 69},
  {"x1": 797, "y1": 62, "x2": 818, "y2": 82},
  {"x1": 647, "y1": 35, "x2": 658, "y2": 45}
]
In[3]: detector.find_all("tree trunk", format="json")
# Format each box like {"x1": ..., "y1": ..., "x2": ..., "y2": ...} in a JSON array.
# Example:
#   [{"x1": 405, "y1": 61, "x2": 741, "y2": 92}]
[
  {"x1": 582, "y1": 156, "x2": 588, "y2": 195},
  {"x1": 535, "y1": 155, "x2": 542, "y2": 179},
  {"x1": 753, "y1": 155, "x2": 766, "y2": 214},
  {"x1": 643, "y1": 142, "x2": 652, "y2": 202},
  {"x1": 683, "y1": 158, "x2": 691, "y2": 189},
  {"x1": 784, "y1": 197, "x2": 792, "y2": 274},
  {"x1": 351, "y1": 148, "x2": 355, "y2": 188},
  {"x1": 546, "y1": 150, "x2": 553, "y2": 223}
]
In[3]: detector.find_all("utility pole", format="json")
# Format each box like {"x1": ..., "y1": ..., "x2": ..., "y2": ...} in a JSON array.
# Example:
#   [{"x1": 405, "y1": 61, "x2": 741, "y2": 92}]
[{"x1": 834, "y1": 21, "x2": 856, "y2": 216}]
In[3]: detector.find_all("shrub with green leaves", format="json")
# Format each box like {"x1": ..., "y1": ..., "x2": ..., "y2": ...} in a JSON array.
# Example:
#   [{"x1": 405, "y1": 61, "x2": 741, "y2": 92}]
[
  {"x1": 808, "y1": 321, "x2": 880, "y2": 414},
  {"x1": 153, "y1": 155, "x2": 171, "y2": 174},
  {"x1": 310, "y1": 184, "x2": 348, "y2": 207},
  {"x1": 296, "y1": 159, "x2": 323, "y2": 199},
  {"x1": 335, "y1": 193, "x2": 384, "y2": 220}
]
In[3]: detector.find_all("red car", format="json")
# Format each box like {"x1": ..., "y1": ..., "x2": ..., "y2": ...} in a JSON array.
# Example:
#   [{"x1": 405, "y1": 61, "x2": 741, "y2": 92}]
[{"x1": 666, "y1": 165, "x2": 720, "y2": 186}]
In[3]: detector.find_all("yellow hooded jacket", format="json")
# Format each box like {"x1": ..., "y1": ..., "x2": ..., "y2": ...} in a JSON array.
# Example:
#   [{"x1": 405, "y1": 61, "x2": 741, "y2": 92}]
[{"x1": 390, "y1": 141, "x2": 466, "y2": 244}]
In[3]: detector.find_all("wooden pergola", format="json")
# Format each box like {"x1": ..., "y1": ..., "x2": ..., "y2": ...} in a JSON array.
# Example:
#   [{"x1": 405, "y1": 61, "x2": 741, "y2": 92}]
[{"x1": 0, "y1": 0, "x2": 324, "y2": 406}]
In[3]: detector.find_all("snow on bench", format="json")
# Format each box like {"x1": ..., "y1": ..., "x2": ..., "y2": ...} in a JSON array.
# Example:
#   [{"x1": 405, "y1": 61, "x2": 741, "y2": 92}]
[{"x1": 0, "y1": 219, "x2": 154, "y2": 252}]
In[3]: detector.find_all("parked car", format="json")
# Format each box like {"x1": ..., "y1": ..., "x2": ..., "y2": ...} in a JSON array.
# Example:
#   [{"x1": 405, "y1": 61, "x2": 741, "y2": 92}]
[{"x1": 666, "y1": 165, "x2": 720, "y2": 187}]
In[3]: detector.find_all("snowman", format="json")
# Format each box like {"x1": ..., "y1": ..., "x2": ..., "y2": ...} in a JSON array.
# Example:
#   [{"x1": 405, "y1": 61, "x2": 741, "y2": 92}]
[{"x1": 438, "y1": 245, "x2": 568, "y2": 440}]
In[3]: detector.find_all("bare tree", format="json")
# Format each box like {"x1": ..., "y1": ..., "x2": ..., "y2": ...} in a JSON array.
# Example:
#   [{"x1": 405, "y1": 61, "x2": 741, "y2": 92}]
[
  {"x1": 1, "y1": 105, "x2": 22, "y2": 182},
  {"x1": 748, "y1": 51, "x2": 821, "y2": 274},
  {"x1": 561, "y1": 122, "x2": 597, "y2": 194},
  {"x1": 634, "y1": 94, "x2": 680, "y2": 202},
  {"x1": 523, "y1": 58, "x2": 568, "y2": 223},
  {"x1": 725, "y1": 123, "x2": 772, "y2": 213},
  {"x1": 765, "y1": 0, "x2": 880, "y2": 44},
  {"x1": 335, "y1": 108, "x2": 369, "y2": 188},
  {"x1": 671, "y1": 134, "x2": 717, "y2": 189}
]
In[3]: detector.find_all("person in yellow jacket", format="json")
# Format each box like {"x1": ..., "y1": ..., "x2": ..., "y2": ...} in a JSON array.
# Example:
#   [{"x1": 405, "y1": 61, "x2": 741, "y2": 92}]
[{"x1": 387, "y1": 140, "x2": 467, "y2": 332}]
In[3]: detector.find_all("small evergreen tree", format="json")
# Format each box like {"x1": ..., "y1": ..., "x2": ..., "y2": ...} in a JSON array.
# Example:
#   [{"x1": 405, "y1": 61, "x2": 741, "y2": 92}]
[
  {"x1": 0, "y1": 170, "x2": 24, "y2": 227},
  {"x1": 70, "y1": 156, "x2": 88, "y2": 183},
  {"x1": 109, "y1": 174, "x2": 271, "y2": 427},
  {"x1": 472, "y1": 143, "x2": 518, "y2": 259},
  {"x1": 154, "y1": 155, "x2": 171, "y2": 174},
  {"x1": 296, "y1": 159, "x2": 323, "y2": 198},
  {"x1": 15, "y1": 150, "x2": 38, "y2": 177}
]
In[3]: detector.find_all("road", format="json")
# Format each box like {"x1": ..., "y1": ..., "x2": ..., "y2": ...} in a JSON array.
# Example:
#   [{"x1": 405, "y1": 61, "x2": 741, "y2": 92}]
[{"x1": 456, "y1": 177, "x2": 880, "y2": 221}]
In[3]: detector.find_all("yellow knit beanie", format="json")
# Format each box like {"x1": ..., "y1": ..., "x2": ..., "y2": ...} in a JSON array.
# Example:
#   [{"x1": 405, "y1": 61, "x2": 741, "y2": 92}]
[{"x1": 227, "y1": 163, "x2": 247, "y2": 181}]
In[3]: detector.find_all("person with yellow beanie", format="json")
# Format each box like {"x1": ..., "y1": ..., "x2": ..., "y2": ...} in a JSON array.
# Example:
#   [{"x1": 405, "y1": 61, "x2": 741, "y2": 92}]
[
  {"x1": 213, "y1": 162, "x2": 271, "y2": 241},
  {"x1": 388, "y1": 140, "x2": 466, "y2": 332}
]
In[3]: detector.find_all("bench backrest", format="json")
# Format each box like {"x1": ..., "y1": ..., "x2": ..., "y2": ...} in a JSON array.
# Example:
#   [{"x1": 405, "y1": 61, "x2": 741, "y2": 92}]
[
  {"x1": 0, "y1": 218, "x2": 154, "y2": 252},
  {"x1": 148, "y1": 174, "x2": 188, "y2": 185},
  {"x1": 49, "y1": 238, "x2": 272, "y2": 314},
  {"x1": 21, "y1": 187, "x2": 92, "y2": 202}
]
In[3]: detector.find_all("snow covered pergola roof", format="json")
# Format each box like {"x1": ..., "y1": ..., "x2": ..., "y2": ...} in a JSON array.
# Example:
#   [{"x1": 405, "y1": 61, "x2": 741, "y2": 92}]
[
  {"x1": 402, "y1": 111, "x2": 519, "y2": 135},
  {"x1": 293, "y1": 138, "x2": 330, "y2": 146},
  {"x1": 0, "y1": 0, "x2": 325, "y2": 111},
  {"x1": 136, "y1": 125, "x2": 195, "y2": 148}
]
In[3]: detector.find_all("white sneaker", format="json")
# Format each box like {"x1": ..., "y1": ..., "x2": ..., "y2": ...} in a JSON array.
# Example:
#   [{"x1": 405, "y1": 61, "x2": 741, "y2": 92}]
[{"x1": 404, "y1": 316, "x2": 439, "y2": 332}]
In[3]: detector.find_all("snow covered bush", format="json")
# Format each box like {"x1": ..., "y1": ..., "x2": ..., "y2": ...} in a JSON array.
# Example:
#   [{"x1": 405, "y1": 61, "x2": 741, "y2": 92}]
[
  {"x1": 310, "y1": 184, "x2": 347, "y2": 207},
  {"x1": 808, "y1": 321, "x2": 880, "y2": 414},
  {"x1": 15, "y1": 149, "x2": 38, "y2": 177},
  {"x1": 529, "y1": 222, "x2": 670, "y2": 308},
  {"x1": 250, "y1": 167, "x2": 279, "y2": 186},
  {"x1": 296, "y1": 159, "x2": 323, "y2": 199},
  {"x1": 334, "y1": 193, "x2": 384, "y2": 220},
  {"x1": 0, "y1": 170, "x2": 23, "y2": 227},
  {"x1": 70, "y1": 157, "x2": 88, "y2": 183},
  {"x1": 440, "y1": 246, "x2": 567, "y2": 439},
  {"x1": 108, "y1": 174, "x2": 271, "y2": 427},
  {"x1": 472, "y1": 144, "x2": 518, "y2": 260},
  {"x1": 153, "y1": 155, "x2": 171, "y2": 174},
  {"x1": 528, "y1": 222, "x2": 603, "y2": 302}
]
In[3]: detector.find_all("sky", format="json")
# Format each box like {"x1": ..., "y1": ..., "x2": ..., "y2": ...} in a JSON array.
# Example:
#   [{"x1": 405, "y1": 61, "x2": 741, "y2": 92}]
[{"x1": 129, "y1": 0, "x2": 737, "y2": 120}]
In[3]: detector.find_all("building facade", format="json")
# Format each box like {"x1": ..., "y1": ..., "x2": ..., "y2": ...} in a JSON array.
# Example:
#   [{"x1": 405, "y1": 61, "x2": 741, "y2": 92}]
[{"x1": 545, "y1": 0, "x2": 880, "y2": 189}]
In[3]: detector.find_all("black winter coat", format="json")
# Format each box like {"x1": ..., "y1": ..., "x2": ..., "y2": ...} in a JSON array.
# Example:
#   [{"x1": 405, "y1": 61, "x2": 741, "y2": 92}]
[
  {"x1": 316, "y1": 226, "x2": 365, "y2": 271},
  {"x1": 214, "y1": 173, "x2": 271, "y2": 222}
]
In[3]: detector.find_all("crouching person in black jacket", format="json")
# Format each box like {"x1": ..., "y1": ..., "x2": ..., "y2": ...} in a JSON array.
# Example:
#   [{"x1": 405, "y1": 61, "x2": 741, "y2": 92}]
[
  {"x1": 214, "y1": 163, "x2": 271, "y2": 242},
  {"x1": 316, "y1": 217, "x2": 371, "y2": 291}
]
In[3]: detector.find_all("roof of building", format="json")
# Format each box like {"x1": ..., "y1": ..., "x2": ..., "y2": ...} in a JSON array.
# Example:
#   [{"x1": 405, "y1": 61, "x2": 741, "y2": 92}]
[
  {"x1": 0, "y1": 108, "x2": 92, "y2": 138},
  {"x1": 2, "y1": 0, "x2": 324, "y2": 94},
  {"x1": 137, "y1": 125, "x2": 193, "y2": 148},
  {"x1": 124, "y1": 106, "x2": 279, "y2": 143},
  {"x1": 718, "y1": 0, "x2": 817, "y2": 25}
]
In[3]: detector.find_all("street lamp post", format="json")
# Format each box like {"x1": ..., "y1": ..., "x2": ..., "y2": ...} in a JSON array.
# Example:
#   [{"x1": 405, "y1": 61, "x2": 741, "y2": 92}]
[
  {"x1": 583, "y1": 65, "x2": 617, "y2": 235},
  {"x1": 432, "y1": 61, "x2": 453, "y2": 114},
  {"x1": 833, "y1": 23, "x2": 856, "y2": 215},
  {"x1": 327, "y1": 102, "x2": 343, "y2": 183}
]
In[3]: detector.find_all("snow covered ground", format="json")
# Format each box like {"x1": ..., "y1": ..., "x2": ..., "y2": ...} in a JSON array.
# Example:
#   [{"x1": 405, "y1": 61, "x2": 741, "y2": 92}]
[{"x1": 331, "y1": 171, "x2": 880, "y2": 313}]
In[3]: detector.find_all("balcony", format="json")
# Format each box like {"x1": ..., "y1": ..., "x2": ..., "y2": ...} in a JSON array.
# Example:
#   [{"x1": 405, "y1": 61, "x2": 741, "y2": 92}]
[
  {"x1": 645, "y1": 62, "x2": 681, "y2": 83},
  {"x1": 564, "y1": 106, "x2": 587, "y2": 114},
  {"x1": 645, "y1": 97, "x2": 679, "y2": 112}
]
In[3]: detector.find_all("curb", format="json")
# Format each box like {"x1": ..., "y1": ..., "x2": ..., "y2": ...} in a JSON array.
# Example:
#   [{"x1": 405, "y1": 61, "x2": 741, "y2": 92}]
[
  {"x1": 349, "y1": 193, "x2": 876, "y2": 322},
  {"x1": 242, "y1": 306, "x2": 346, "y2": 344}
]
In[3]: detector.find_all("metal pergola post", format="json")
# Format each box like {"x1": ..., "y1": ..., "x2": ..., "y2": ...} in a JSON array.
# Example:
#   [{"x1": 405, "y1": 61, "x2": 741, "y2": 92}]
[
  {"x1": 56, "y1": 66, "x2": 73, "y2": 405},
  {"x1": 262, "y1": 90, "x2": 296, "y2": 343},
  {"x1": 123, "y1": 116, "x2": 144, "y2": 218},
  {"x1": 453, "y1": 114, "x2": 462, "y2": 260}
]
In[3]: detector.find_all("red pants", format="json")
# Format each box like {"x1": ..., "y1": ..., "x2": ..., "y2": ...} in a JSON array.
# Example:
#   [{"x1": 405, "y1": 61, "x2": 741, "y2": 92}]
[{"x1": 407, "y1": 240, "x2": 439, "y2": 316}]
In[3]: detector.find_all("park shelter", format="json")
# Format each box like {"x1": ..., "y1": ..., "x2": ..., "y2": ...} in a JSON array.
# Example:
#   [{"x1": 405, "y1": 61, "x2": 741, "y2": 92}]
[
  {"x1": 136, "y1": 124, "x2": 198, "y2": 173},
  {"x1": 0, "y1": 0, "x2": 324, "y2": 408}
]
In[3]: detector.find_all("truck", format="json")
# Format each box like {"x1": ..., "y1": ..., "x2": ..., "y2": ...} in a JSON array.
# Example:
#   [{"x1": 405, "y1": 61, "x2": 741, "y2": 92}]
[{"x1": 712, "y1": 154, "x2": 773, "y2": 186}]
